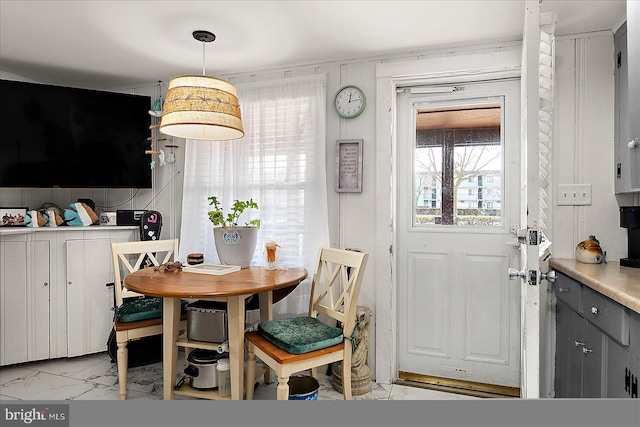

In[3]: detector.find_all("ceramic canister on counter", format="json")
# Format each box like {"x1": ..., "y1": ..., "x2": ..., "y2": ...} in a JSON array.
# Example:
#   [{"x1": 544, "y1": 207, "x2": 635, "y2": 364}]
[{"x1": 575, "y1": 235, "x2": 605, "y2": 264}]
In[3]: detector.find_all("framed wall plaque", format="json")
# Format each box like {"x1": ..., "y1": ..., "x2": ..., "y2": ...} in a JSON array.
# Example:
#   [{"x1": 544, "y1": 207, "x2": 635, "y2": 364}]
[{"x1": 336, "y1": 139, "x2": 363, "y2": 193}]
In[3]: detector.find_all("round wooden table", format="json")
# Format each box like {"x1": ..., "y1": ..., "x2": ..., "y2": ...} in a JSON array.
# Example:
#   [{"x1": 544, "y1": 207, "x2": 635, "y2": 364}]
[{"x1": 124, "y1": 266, "x2": 308, "y2": 400}]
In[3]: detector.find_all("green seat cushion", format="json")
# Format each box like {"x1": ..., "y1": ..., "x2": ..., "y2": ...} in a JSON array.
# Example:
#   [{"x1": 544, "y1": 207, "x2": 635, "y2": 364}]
[
  {"x1": 258, "y1": 316, "x2": 343, "y2": 354},
  {"x1": 115, "y1": 297, "x2": 187, "y2": 322}
]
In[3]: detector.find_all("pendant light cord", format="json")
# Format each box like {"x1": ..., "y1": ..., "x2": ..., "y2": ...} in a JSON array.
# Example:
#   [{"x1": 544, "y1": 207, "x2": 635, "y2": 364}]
[{"x1": 202, "y1": 41, "x2": 206, "y2": 75}]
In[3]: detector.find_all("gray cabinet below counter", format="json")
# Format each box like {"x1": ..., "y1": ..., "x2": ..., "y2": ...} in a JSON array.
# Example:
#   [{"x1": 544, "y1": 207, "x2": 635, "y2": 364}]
[{"x1": 554, "y1": 269, "x2": 639, "y2": 398}]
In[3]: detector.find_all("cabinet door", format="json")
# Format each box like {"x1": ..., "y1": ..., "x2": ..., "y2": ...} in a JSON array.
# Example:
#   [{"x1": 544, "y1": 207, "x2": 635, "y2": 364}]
[
  {"x1": 1, "y1": 240, "x2": 29, "y2": 365},
  {"x1": 633, "y1": 356, "x2": 640, "y2": 399},
  {"x1": 556, "y1": 300, "x2": 584, "y2": 398},
  {"x1": 629, "y1": 3, "x2": 640, "y2": 189},
  {"x1": 615, "y1": 17, "x2": 640, "y2": 192},
  {"x1": 29, "y1": 240, "x2": 50, "y2": 361},
  {"x1": 606, "y1": 335, "x2": 631, "y2": 398},
  {"x1": 0, "y1": 239, "x2": 49, "y2": 366},
  {"x1": 66, "y1": 239, "x2": 115, "y2": 357},
  {"x1": 615, "y1": 23, "x2": 632, "y2": 193},
  {"x1": 582, "y1": 321, "x2": 604, "y2": 398}
]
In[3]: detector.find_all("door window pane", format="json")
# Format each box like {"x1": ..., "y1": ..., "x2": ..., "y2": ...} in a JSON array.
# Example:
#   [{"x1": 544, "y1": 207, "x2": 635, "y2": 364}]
[{"x1": 414, "y1": 100, "x2": 503, "y2": 226}]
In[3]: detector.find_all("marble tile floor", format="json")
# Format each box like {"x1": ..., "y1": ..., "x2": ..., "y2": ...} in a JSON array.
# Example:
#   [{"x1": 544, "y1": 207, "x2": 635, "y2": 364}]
[{"x1": 0, "y1": 351, "x2": 480, "y2": 401}]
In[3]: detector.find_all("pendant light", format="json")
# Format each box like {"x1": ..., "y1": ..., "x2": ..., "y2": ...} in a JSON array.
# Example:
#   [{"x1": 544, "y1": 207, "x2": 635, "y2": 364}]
[{"x1": 159, "y1": 30, "x2": 244, "y2": 141}]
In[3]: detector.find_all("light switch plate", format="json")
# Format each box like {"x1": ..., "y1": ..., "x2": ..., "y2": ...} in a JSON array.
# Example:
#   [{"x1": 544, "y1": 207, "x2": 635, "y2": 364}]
[{"x1": 557, "y1": 184, "x2": 592, "y2": 206}]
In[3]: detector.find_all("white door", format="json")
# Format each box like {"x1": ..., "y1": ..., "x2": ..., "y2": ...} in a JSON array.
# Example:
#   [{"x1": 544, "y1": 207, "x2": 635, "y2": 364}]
[
  {"x1": 517, "y1": 0, "x2": 549, "y2": 398},
  {"x1": 396, "y1": 79, "x2": 521, "y2": 389}
]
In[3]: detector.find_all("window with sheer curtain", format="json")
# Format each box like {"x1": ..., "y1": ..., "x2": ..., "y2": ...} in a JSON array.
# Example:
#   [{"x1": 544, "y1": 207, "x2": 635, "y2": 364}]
[{"x1": 178, "y1": 74, "x2": 329, "y2": 317}]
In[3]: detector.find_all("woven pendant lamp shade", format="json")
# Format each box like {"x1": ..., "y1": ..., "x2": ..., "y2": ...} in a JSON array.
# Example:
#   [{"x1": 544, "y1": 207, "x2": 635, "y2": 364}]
[{"x1": 159, "y1": 74, "x2": 244, "y2": 141}]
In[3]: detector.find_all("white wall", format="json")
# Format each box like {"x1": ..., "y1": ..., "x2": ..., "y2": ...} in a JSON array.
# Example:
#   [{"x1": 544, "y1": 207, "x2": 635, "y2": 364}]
[
  {"x1": 3, "y1": 30, "x2": 638, "y2": 385},
  {"x1": 191, "y1": 32, "x2": 640, "y2": 383},
  {"x1": 552, "y1": 32, "x2": 640, "y2": 261}
]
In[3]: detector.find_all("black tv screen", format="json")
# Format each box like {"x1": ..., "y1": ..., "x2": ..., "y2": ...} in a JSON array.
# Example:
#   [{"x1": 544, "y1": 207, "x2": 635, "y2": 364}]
[{"x1": 0, "y1": 79, "x2": 152, "y2": 188}]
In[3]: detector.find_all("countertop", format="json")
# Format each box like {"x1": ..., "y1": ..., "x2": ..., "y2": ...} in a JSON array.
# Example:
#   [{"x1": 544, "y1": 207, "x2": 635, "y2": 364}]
[
  {"x1": 550, "y1": 258, "x2": 640, "y2": 314},
  {"x1": 0, "y1": 225, "x2": 138, "y2": 235}
]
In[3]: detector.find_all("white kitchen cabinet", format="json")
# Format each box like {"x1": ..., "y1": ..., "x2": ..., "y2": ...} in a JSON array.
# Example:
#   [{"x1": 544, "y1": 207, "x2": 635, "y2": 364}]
[
  {"x1": 1, "y1": 226, "x2": 137, "y2": 366},
  {"x1": 65, "y1": 229, "x2": 136, "y2": 357},
  {"x1": 66, "y1": 238, "x2": 116, "y2": 357},
  {"x1": 0, "y1": 236, "x2": 50, "y2": 365}
]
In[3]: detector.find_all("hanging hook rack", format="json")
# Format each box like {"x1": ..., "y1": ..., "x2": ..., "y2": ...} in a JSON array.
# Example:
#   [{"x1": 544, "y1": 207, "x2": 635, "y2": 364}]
[
  {"x1": 148, "y1": 80, "x2": 164, "y2": 117},
  {"x1": 146, "y1": 81, "x2": 166, "y2": 168}
]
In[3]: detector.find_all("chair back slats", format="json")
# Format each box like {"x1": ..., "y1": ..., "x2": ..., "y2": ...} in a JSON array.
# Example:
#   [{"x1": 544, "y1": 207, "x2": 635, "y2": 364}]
[
  {"x1": 111, "y1": 239, "x2": 179, "y2": 307},
  {"x1": 309, "y1": 247, "x2": 368, "y2": 336}
]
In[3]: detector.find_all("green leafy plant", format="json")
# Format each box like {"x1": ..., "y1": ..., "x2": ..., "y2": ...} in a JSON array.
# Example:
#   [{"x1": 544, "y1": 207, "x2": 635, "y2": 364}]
[{"x1": 207, "y1": 196, "x2": 260, "y2": 228}]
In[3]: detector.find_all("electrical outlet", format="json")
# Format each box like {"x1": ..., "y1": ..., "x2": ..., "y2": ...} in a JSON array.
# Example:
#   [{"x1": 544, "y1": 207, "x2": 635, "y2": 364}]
[{"x1": 557, "y1": 184, "x2": 592, "y2": 206}]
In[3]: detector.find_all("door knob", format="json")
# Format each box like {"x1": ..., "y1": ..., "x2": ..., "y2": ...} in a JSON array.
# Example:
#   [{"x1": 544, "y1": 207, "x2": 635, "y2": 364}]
[
  {"x1": 508, "y1": 268, "x2": 526, "y2": 279},
  {"x1": 540, "y1": 270, "x2": 556, "y2": 283}
]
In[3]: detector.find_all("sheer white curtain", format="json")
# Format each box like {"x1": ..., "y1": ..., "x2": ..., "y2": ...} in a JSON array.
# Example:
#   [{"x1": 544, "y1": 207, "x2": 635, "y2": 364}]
[{"x1": 178, "y1": 74, "x2": 329, "y2": 317}]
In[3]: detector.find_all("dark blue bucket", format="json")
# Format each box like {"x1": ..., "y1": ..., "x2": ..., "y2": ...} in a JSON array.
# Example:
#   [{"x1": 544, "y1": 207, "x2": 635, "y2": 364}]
[{"x1": 288, "y1": 375, "x2": 319, "y2": 400}]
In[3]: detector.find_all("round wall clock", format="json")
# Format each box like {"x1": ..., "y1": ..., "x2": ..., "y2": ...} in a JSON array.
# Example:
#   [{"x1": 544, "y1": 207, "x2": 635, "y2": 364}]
[{"x1": 334, "y1": 85, "x2": 366, "y2": 119}]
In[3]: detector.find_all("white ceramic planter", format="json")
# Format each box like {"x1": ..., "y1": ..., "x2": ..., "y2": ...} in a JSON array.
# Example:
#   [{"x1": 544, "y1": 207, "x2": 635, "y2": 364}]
[{"x1": 213, "y1": 226, "x2": 258, "y2": 268}]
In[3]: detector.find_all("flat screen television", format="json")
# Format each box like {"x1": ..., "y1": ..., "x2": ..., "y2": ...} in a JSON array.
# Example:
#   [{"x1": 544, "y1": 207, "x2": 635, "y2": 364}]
[{"x1": 0, "y1": 79, "x2": 152, "y2": 188}]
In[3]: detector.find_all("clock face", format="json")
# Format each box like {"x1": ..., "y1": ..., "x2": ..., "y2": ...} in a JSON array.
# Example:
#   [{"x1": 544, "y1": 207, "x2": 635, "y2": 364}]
[{"x1": 334, "y1": 85, "x2": 366, "y2": 118}]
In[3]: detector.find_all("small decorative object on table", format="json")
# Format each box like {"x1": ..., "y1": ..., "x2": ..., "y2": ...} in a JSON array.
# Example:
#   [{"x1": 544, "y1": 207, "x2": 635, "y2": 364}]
[
  {"x1": 153, "y1": 261, "x2": 184, "y2": 272},
  {"x1": 207, "y1": 196, "x2": 260, "y2": 268},
  {"x1": 187, "y1": 253, "x2": 205, "y2": 265},
  {"x1": 264, "y1": 239, "x2": 282, "y2": 270},
  {"x1": 183, "y1": 263, "x2": 241, "y2": 275}
]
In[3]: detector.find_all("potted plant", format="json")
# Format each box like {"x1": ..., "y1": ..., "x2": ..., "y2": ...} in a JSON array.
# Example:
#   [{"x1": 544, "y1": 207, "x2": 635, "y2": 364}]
[{"x1": 207, "y1": 196, "x2": 260, "y2": 268}]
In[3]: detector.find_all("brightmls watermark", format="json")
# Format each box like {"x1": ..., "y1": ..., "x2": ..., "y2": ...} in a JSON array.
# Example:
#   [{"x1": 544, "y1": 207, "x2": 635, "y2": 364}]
[{"x1": 2, "y1": 404, "x2": 68, "y2": 426}]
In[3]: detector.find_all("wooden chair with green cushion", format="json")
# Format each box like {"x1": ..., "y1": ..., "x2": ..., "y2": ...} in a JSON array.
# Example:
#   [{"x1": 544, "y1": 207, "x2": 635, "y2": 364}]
[
  {"x1": 245, "y1": 247, "x2": 369, "y2": 400},
  {"x1": 110, "y1": 239, "x2": 187, "y2": 400}
]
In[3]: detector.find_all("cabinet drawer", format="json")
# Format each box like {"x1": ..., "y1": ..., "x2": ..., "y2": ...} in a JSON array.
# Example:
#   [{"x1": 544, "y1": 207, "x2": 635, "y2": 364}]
[
  {"x1": 583, "y1": 285, "x2": 629, "y2": 346},
  {"x1": 629, "y1": 310, "x2": 640, "y2": 358},
  {"x1": 555, "y1": 273, "x2": 582, "y2": 313}
]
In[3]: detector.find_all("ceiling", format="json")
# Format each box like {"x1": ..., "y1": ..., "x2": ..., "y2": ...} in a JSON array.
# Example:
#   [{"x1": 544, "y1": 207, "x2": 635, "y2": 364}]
[{"x1": 0, "y1": 0, "x2": 627, "y2": 90}]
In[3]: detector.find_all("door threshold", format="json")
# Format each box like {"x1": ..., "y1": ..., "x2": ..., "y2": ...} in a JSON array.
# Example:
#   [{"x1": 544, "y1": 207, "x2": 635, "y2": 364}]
[{"x1": 397, "y1": 371, "x2": 520, "y2": 398}]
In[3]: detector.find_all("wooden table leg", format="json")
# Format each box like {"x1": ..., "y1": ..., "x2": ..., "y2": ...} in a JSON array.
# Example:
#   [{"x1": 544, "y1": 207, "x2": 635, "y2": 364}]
[
  {"x1": 258, "y1": 291, "x2": 273, "y2": 384},
  {"x1": 162, "y1": 297, "x2": 180, "y2": 400},
  {"x1": 227, "y1": 295, "x2": 245, "y2": 400}
]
